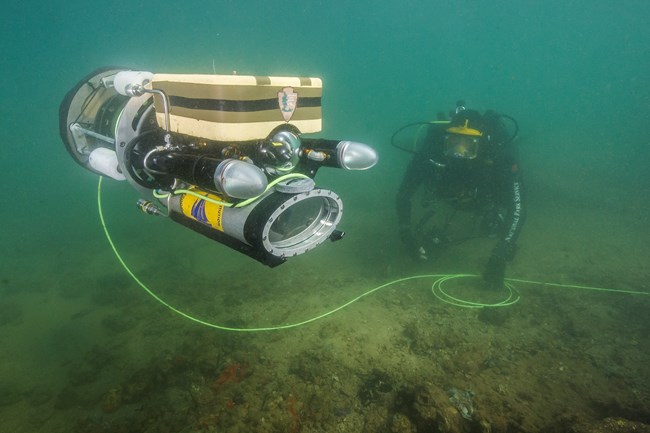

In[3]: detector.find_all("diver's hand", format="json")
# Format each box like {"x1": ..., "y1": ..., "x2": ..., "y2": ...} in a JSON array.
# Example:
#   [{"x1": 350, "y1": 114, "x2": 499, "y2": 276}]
[
  {"x1": 399, "y1": 226, "x2": 428, "y2": 260},
  {"x1": 483, "y1": 254, "x2": 506, "y2": 290},
  {"x1": 483, "y1": 241, "x2": 515, "y2": 290}
]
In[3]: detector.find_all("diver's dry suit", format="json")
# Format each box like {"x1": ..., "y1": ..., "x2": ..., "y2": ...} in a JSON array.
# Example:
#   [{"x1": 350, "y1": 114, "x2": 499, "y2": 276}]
[{"x1": 396, "y1": 109, "x2": 525, "y2": 289}]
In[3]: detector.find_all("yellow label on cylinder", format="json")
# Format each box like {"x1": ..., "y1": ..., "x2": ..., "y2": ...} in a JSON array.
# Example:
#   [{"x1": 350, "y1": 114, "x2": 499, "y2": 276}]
[{"x1": 180, "y1": 192, "x2": 225, "y2": 232}]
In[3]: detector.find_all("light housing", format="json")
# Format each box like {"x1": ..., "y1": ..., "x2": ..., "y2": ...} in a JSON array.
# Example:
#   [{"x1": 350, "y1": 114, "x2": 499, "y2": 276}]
[
  {"x1": 214, "y1": 159, "x2": 268, "y2": 199},
  {"x1": 336, "y1": 140, "x2": 379, "y2": 170}
]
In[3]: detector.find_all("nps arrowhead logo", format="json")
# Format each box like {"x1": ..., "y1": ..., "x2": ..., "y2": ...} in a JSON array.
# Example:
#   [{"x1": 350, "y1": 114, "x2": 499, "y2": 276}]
[{"x1": 278, "y1": 87, "x2": 298, "y2": 122}]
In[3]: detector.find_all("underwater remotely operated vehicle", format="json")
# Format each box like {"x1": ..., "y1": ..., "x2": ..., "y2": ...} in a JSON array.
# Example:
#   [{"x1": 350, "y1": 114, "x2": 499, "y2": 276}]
[{"x1": 59, "y1": 67, "x2": 377, "y2": 267}]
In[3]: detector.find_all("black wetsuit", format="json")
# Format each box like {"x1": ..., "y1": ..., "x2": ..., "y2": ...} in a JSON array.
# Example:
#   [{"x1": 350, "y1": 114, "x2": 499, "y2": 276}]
[{"x1": 396, "y1": 117, "x2": 525, "y2": 256}]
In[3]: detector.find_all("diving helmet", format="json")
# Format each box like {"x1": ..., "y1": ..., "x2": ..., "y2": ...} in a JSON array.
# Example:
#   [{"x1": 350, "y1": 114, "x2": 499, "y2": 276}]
[{"x1": 444, "y1": 109, "x2": 484, "y2": 160}]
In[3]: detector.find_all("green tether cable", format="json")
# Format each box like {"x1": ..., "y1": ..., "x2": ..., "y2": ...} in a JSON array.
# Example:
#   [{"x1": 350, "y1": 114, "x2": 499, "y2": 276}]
[
  {"x1": 153, "y1": 172, "x2": 311, "y2": 208},
  {"x1": 505, "y1": 277, "x2": 649, "y2": 296},
  {"x1": 99, "y1": 176, "x2": 428, "y2": 332},
  {"x1": 97, "y1": 177, "x2": 649, "y2": 332}
]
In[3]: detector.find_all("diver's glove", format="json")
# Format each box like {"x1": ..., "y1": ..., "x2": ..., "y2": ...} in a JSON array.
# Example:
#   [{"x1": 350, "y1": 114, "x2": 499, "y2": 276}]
[
  {"x1": 483, "y1": 241, "x2": 516, "y2": 290},
  {"x1": 418, "y1": 228, "x2": 448, "y2": 261},
  {"x1": 399, "y1": 225, "x2": 427, "y2": 260},
  {"x1": 483, "y1": 255, "x2": 506, "y2": 290}
]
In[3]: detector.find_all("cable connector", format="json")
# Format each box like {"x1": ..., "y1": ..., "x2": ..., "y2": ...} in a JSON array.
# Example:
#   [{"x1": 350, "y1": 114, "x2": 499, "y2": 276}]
[{"x1": 136, "y1": 199, "x2": 164, "y2": 216}]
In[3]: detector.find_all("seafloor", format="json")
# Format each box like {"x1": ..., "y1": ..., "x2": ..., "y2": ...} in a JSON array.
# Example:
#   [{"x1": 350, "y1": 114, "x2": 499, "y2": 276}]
[{"x1": 1, "y1": 162, "x2": 648, "y2": 433}]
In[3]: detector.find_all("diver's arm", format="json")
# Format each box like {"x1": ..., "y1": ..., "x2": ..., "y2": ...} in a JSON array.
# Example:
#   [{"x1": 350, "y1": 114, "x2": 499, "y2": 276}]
[
  {"x1": 484, "y1": 162, "x2": 525, "y2": 289},
  {"x1": 501, "y1": 165, "x2": 525, "y2": 249},
  {"x1": 396, "y1": 157, "x2": 426, "y2": 250}
]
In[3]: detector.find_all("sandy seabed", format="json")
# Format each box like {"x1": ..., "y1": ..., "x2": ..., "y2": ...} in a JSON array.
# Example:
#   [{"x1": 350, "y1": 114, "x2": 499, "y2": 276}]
[{"x1": 0, "y1": 177, "x2": 648, "y2": 433}]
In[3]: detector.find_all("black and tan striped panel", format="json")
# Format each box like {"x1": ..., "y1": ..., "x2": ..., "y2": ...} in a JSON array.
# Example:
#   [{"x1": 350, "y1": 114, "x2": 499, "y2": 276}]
[{"x1": 149, "y1": 74, "x2": 322, "y2": 141}]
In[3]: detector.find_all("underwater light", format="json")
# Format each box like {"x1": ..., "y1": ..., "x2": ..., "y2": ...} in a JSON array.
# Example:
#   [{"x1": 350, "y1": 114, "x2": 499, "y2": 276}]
[{"x1": 59, "y1": 67, "x2": 377, "y2": 267}]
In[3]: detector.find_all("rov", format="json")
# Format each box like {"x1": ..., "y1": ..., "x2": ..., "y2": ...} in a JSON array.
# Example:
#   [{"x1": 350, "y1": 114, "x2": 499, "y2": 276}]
[{"x1": 60, "y1": 68, "x2": 377, "y2": 267}]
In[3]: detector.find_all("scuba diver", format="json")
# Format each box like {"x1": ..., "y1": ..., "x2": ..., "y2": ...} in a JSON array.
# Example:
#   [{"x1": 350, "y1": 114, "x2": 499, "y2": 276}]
[{"x1": 394, "y1": 102, "x2": 525, "y2": 289}]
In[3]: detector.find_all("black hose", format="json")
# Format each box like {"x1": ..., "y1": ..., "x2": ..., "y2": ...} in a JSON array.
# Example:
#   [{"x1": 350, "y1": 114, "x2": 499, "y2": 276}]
[
  {"x1": 390, "y1": 122, "x2": 435, "y2": 154},
  {"x1": 499, "y1": 114, "x2": 519, "y2": 144}
]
